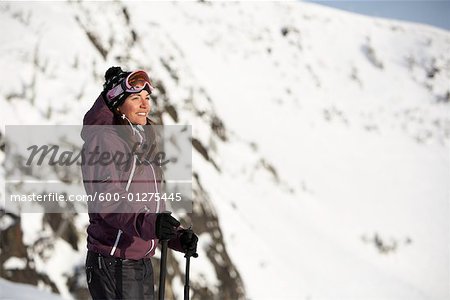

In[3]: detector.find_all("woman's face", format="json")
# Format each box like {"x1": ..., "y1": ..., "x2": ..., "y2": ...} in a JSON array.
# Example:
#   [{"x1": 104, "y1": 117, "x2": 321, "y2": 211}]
[{"x1": 119, "y1": 90, "x2": 151, "y2": 125}]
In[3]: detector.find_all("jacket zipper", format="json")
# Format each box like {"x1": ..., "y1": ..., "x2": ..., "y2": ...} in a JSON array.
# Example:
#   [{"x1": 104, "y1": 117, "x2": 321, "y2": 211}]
[
  {"x1": 145, "y1": 163, "x2": 160, "y2": 255},
  {"x1": 110, "y1": 155, "x2": 137, "y2": 256},
  {"x1": 125, "y1": 155, "x2": 137, "y2": 192},
  {"x1": 149, "y1": 163, "x2": 161, "y2": 213}
]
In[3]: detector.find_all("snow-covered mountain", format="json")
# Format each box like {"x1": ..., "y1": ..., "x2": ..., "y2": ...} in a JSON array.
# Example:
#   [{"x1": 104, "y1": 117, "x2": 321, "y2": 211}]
[
  {"x1": 1, "y1": 1, "x2": 449, "y2": 300},
  {"x1": 0, "y1": 278, "x2": 62, "y2": 300}
]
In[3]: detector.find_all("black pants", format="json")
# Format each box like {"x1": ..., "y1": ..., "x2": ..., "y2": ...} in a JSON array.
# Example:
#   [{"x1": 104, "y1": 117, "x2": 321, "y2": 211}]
[{"x1": 86, "y1": 250, "x2": 154, "y2": 300}]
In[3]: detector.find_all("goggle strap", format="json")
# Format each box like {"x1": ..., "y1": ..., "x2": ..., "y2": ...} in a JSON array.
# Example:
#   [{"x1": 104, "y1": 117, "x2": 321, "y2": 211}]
[{"x1": 106, "y1": 84, "x2": 125, "y2": 101}]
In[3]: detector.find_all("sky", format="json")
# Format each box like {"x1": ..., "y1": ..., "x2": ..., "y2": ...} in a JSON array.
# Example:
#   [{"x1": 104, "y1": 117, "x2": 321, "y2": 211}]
[{"x1": 305, "y1": 0, "x2": 450, "y2": 31}]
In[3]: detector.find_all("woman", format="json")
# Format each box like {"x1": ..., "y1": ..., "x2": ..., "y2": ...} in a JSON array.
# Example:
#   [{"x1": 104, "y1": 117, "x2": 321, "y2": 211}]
[{"x1": 81, "y1": 66, "x2": 198, "y2": 299}]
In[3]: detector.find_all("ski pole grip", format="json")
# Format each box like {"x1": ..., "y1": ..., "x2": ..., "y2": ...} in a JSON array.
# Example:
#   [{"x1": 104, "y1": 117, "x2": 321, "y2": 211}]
[{"x1": 185, "y1": 226, "x2": 199, "y2": 258}]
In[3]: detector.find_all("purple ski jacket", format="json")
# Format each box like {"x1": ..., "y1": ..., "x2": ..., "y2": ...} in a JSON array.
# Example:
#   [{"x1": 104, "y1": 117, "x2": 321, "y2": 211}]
[{"x1": 81, "y1": 94, "x2": 183, "y2": 260}]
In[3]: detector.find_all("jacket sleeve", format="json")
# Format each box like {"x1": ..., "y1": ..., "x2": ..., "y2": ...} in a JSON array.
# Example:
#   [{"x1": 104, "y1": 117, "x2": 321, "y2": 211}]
[{"x1": 82, "y1": 130, "x2": 158, "y2": 241}]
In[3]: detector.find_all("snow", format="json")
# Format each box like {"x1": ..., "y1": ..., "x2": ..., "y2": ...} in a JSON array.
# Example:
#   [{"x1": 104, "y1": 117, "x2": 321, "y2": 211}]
[
  {"x1": 20, "y1": 213, "x2": 44, "y2": 246},
  {"x1": 0, "y1": 1, "x2": 449, "y2": 300},
  {"x1": 186, "y1": 233, "x2": 219, "y2": 292},
  {"x1": 3, "y1": 257, "x2": 27, "y2": 270},
  {"x1": 0, "y1": 278, "x2": 63, "y2": 300},
  {"x1": 33, "y1": 239, "x2": 84, "y2": 300},
  {"x1": 0, "y1": 214, "x2": 14, "y2": 231}
]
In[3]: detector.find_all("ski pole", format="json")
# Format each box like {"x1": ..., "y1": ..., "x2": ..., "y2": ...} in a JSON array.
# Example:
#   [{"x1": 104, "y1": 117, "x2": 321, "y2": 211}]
[
  {"x1": 184, "y1": 251, "x2": 191, "y2": 300},
  {"x1": 184, "y1": 226, "x2": 198, "y2": 300},
  {"x1": 158, "y1": 211, "x2": 174, "y2": 300},
  {"x1": 159, "y1": 239, "x2": 168, "y2": 300},
  {"x1": 159, "y1": 240, "x2": 169, "y2": 300}
]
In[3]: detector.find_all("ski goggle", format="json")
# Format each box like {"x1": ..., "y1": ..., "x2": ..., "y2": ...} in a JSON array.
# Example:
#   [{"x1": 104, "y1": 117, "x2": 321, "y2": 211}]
[{"x1": 106, "y1": 70, "x2": 155, "y2": 102}]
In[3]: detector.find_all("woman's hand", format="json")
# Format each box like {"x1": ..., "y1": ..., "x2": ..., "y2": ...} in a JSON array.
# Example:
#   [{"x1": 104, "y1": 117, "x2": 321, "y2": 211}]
[
  {"x1": 179, "y1": 229, "x2": 199, "y2": 257},
  {"x1": 155, "y1": 212, "x2": 180, "y2": 240}
]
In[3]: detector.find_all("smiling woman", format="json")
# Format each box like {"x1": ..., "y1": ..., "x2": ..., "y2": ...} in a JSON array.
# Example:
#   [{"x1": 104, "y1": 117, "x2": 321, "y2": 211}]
[
  {"x1": 80, "y1": 66, "x2": 199, "y2": 300},
  {"x1": 102, "y1": 67, "x2": 155, "y2": 125},
  {"x1": 119, "y1": 90, "x2": 151, "y2": 125}
]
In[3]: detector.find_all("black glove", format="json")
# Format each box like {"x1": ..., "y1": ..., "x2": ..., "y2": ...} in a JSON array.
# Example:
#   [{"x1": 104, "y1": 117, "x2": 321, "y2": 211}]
[
  {"x1": 179, "y1": 229, "x2": 199, "y2": 257},
  {"x1": 155, "y1": 212, "x2": 180, "y2": 240}
]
